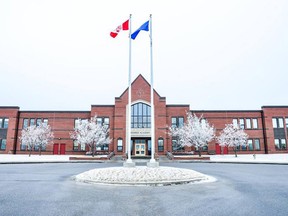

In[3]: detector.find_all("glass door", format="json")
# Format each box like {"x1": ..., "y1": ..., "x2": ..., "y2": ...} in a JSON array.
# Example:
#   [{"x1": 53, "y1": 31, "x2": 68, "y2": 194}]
[{"x1": 135, "y1": 139, "x2": 146, "y2": 156}]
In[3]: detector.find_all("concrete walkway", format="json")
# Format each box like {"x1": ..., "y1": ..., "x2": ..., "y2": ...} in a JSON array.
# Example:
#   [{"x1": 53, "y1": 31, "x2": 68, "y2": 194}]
[{"x1": 0, "y1": 153, "x2": 288, "y2": 164}]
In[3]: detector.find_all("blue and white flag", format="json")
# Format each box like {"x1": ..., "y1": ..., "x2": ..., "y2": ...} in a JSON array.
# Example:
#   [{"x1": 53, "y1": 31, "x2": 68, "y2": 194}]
[{"x1": 131, "y1": 21, "x2": 149, "y2": 40}]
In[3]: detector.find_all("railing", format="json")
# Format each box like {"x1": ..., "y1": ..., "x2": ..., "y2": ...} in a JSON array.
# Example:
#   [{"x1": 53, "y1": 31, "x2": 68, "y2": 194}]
[
  {"x1": 107, "y1": 151, "x2": 115, "y2": 160},
  {"x1": 166, "y1": 151, "x2": 174, "y2": 160}
]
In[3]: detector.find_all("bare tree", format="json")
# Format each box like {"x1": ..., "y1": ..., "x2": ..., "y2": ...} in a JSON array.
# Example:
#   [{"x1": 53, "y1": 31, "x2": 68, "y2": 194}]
[
  {"x1": 70, "y1": 116, "x2": 111, "y2": 157},
  {"x1": 217, "y1": 124, "x2": 248, "y2": 157}
]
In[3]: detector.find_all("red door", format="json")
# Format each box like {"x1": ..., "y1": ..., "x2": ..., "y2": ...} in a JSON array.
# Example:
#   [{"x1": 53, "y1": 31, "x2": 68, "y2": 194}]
[
  {"x1": 215, "y1": 144, "x2": 221, "y2": 154},
  {"x1": 223, "y1": 146, "x2": 228, "y2": 154},
  {"x1": 60, "y1": 144, "x2": 66, "y2": 155},
  {"x1": 53, "y1": 144, "x2": 59, "y2": 155},
  {"x1": 215, "y1": 144, "x2": 228, "y2": 154}
]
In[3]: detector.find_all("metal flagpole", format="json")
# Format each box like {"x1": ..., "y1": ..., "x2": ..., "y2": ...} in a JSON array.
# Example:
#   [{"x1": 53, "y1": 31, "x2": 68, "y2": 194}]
[
  {"x1": 148, "y1": 14, "x2": 158, "y2": 167},
  {"x1": 125, "y1": 14, "x2": 134, "y2": 166}
]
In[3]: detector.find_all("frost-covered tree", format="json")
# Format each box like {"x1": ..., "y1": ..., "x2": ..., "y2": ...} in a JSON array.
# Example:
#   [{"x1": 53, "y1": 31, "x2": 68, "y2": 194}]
[
  {"x1": 217, "y1": 124, "x2": 248, "y2": 157},
  {"x1": 20, "y1": 124, "x2": 54, "y2": 156},
  {"x1": 37, "y1": 123, "x2": 54, "y2": 155},
  {"x1": 169, "y1": 126, "x2": 186, "y2": 151},
  {"x1": 70, "y1": 116, "x2": 111, "y2": 157},
  {"x1": 169, "y1": 113, "x2": 215, "y2": 157}
]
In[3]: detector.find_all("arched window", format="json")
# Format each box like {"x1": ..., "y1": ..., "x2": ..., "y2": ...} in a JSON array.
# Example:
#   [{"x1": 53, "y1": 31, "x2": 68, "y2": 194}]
[
  {"x1": 131, "y1": 102, "x2": 151, "y2": 128},
  {"x1": 117, "y1": 138, "x2": 123, "y2": 152},
  {"x1": 158, "y1": 138, "x2": 164, "y2": 152}
]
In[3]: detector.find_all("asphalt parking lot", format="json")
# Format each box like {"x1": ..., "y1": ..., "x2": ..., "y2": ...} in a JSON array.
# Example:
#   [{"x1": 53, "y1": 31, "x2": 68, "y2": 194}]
[{"x1": 0, "y1": 162, "x2": 287, "y2": 216}]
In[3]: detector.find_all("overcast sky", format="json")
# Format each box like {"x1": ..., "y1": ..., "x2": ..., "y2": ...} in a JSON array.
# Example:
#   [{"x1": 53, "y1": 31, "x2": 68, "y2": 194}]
[{"x1": 1, "y1": 0, "x2": 288, "y2": 111}]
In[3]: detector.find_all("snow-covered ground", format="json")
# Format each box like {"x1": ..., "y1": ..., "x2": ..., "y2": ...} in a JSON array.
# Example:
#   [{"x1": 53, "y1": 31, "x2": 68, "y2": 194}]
[
  {"x1": 210, "y1": 154, "x2": 288, "y2": 164},
  {"x1": 0, "y1": 153, "x2": 287, "y2": 164},
  {"x1": 75, "y1": 166, "x2": 216, "y2": 186}
]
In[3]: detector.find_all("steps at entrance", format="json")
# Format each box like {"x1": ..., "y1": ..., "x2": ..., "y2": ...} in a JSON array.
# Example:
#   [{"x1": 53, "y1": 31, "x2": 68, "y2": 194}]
[{"x1": 131, "y1": 156, "x2": 151, "y2": 160}]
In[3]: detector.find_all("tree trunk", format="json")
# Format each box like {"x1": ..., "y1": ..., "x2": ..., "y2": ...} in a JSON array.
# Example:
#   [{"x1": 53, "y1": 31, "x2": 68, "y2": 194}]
[
  {"x1": 39, "y1": 146, "x2": 42, "y2": 156},
  {"x1": 29, "y1": 146, "x2": 32, "y2": 157},
  {"x1": 198, "y1": 148, "x2": 202, "y2": 157},
  {"x1": 234, "y1": 147, "x2": 237, "y2": 157},
  {"x1": 91, "y1": 144, "x2": 95, "y2": 157}
]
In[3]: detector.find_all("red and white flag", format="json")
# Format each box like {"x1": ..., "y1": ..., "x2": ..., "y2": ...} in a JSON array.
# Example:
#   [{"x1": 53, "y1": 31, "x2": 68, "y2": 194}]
[{"x1": 110, "y1": 19, "x2": 129, "y2": 38}]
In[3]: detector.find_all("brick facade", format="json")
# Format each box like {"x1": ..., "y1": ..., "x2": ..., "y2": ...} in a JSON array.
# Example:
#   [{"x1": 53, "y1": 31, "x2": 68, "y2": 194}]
[{"x1": 1, "y1": 75, "x2": 288, "y2": 155}]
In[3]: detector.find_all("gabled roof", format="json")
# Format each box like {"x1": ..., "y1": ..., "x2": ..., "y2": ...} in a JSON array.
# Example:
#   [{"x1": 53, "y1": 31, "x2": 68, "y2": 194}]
[{"x1": 116, "y1": 74, "x2": 162, "y2": 99}]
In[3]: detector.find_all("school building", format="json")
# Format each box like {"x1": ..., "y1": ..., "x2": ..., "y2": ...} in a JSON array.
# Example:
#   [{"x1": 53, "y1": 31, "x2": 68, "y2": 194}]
[{"x1": 1, "y1": 74, "x2": 288, "y2": 156}]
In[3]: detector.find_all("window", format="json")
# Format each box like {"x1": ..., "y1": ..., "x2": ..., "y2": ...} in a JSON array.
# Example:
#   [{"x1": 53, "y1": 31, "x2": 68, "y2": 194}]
[
  {"x1": 23, "y1": 118, "x2": 48, "y2": 128},
  {"x1": 171, "y1": 117, "x2": 177, "y2": 128},
  {"x1": 200, "y1": 118, "x2": 207, "y2": 125},
  {"x1": 23, "y1": 119, "x2": 29, "y2": 129},
  {"x1": 172, "y1": 138, "x2": 184, "y2": 151},
  {"x1": 34, "y1": 144, "x2": 39, "y2": 151},
  {"x1": 3, "y1": 119, "x2": 9, "y2": 129},
  {"x1": 73, "y1": 140, "x2": 79, "y2": 151},
  {"x1": 254, "y1": 139, "x2": 260, "y2": 150},
  {"x1": 0, "y1": 139, "x2": 6, "y2": 150},
  {"x1": 275, "y1": 139, "x2": 287, "y2": 150},
  {"x1": 30, "y1": 119, "x2": 35, "y2": 126},
  {"x1": 272, "y1": 118, "x2": 277, "y2": 128},
  {"x1": 73, "y1": 140, "x2": 85, "y2": 151},
  {"x1": 74, "y1": 119, "x2": 80, "y2": 128},
  {"x1": 272, "y1": 118, "x2": 284, "y2": 128},
  {"x1": 96, "y1": 117, "x2": 110, "y2": 127},
  {"x1": 246, "y1": 119, "x2": 251, "y2": 129},
  {"x1": 239, "y1": 119, "x2": 245, "y2": 129},
  {"x1": 232, "y1": 119, "x2": 238, "y2": 127},
  {"x1": 252, "y1": 118, "x2": 258, "y2": 129},
  {"x1": 20, "y1": 142, "x2": 27, "y2": 151},
  {"x1": 117, "y1": 138, "x2": 123, "y2": 151},
  {"x1": 171, "y1": 117, "x2": 184, "y2": 128},
  {"x1": 286, "y1": 118, "x2": 288, "y2": 128},
  {"x1": 241, "y1": 144, "x2": 247, "y2": 151},
  {"x1": 36, "y1": 118, "x2": 42, "y2": 126},
  {"x1": 158, "y1": 138, "x2": 164, "y2": 152},
  {"x1": 248, "y1": 139, "x2": 253, "y2": 150},
  {"x1": 0, "y1": 118, "x2": 9, "y2": 129},
  {"x1": 43, "y1": 119, "x2": 48, "y2": 126},
  {"x1": 131, "y1": 103, "x2": 151, "y2": 128},
  {"x1": 279, "y1": 118, "x2": 284, "y2": 128},
  {"x1": 74, "y1": 119, "x2": 88, "y2": 128}
]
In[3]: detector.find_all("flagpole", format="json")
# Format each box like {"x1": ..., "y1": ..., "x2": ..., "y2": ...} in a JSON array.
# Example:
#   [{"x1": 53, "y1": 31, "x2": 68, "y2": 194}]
[
  {"x1": 148, "y1": 14, "x2": 158, "y2": 167},
  {"x1": 125, "y1": 14, "x2": 134, "y2": 166}
]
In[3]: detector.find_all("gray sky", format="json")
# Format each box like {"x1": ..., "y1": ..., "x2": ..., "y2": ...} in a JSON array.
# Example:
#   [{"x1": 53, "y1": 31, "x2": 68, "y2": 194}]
[{"x1": 1, "y1": 0, "x2": 288, "y2": 111}]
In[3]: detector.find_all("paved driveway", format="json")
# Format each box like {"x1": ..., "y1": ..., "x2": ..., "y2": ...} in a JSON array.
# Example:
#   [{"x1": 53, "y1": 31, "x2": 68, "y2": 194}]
[{"x1": 0, "y1": 162, "x2": 287, "y2": 216}]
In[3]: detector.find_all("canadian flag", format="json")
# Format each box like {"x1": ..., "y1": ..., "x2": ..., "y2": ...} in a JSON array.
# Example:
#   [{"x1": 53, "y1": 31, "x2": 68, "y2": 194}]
[{"x1": 110, "y1": 19, "x2": 129, "y2": 38}]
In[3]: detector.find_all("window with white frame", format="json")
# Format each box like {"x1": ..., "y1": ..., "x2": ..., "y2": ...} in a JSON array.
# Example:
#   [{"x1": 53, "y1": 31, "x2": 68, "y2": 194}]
[
  {"x1": 272, "y1": 118, "x2": 284, "y2": 128},
  {"x1": 274, "y1": 139, "x2": 286, "y2": 150},
  {"x1": 158, "y1": 138, "x2": 164, "y2": 152},
  {"x1": 246, "y1": 119, "x2": 251, "y2": 129},
  {"x1": 252, "y1": 118, "x2": 258, "y2": 129},
  {"x1": 117, "y1": 138, "x2": 123, "y2": 152},
  {"x1": 254, "y1": 139, "x2": 260, "y2": 150},
  {"x1": 248, "y1": 139, "x2": 253, "y2": 150}
]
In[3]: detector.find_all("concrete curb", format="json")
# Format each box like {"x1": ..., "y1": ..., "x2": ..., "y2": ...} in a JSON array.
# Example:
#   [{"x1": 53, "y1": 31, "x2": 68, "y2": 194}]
[{"x1": 1, "y1": 159, "x2": 288, "y2": 165}]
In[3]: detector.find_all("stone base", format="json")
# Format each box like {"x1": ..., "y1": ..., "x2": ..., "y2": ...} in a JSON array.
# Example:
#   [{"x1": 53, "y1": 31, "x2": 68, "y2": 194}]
[
  {"x1": 147, "y1": 161, "x2": 159, "y2": 167},
  {"x1": 123, "y1": 161, "x2": 136, "y2": 167}
]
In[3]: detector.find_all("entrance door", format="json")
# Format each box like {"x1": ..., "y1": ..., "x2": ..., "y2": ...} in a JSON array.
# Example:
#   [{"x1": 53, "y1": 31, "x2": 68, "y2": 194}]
[
  {"x1": 60, "y1": 144, "x2": 66, "y2": 155},
  {"x1": 215, "y1": 144, "x2": 228, "y2": 154},
  {"x1": 53, "y1": 144, "x2": 59, "y2": 155},
  {"x1": 135, "y1": 140, "x2": 146, "y2": 156}
]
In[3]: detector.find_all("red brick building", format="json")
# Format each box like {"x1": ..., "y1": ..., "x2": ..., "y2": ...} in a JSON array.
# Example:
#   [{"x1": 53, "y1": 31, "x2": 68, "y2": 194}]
[{"x1": 1, "y1": 74, "x2": 288, "y2": 156}]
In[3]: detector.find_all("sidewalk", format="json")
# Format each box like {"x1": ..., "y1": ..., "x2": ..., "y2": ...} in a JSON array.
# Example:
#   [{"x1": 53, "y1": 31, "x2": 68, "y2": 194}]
[{"x1": 0, "y1": 154, "x2": 288, "y2": 164}]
